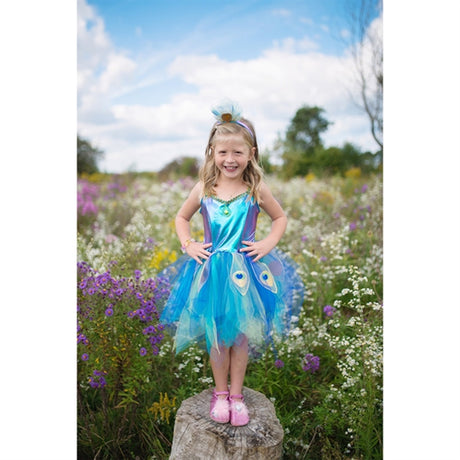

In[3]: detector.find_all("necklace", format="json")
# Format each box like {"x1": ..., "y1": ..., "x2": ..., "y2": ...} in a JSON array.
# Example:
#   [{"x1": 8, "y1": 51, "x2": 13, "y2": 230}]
[
  {"x1": 212, "y1": 184, "x2": 249, "y2": 202},
  {"x1": 212, "y1": 191, "x2": 248, "y2": 217}
]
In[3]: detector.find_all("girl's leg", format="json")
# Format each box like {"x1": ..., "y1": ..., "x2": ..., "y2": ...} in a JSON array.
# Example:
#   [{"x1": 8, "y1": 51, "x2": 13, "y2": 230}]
[
  {"x1": 210, "y1": 345, "x2": 230, "y2": 393},
  {"x1": 209, "y1": 345, "x2": 231, "y2": 423},
  {"x1": 229, "y1": 334, "x2": 248, "y2": 398},
  {"x1": 228, "y1": 335, "x2": 250, "y2": 426}
]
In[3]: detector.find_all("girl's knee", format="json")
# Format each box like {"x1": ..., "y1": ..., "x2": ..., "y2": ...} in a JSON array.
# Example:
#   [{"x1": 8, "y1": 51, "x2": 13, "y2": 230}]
[{"x1": 233, "y1": 334, "x2": 248, "y2": 350}]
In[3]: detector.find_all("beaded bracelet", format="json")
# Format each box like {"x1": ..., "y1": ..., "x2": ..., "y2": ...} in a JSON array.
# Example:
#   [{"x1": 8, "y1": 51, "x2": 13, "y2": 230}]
[{"x1": 181, "y1": 238, "x2": 195, "y2": 253}]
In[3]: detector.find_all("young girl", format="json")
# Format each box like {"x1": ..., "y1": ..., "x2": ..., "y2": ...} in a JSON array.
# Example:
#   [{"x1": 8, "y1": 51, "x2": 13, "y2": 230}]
[{"x1": 159, "y1": 102, "x2": 304, "y2": 427}]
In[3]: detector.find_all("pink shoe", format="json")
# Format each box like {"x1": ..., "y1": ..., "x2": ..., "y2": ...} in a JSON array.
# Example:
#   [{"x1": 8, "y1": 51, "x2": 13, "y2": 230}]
[
  {"x1": 210, "y1": 389, "x2": 230, "y2": 423},
  {"x1": 230, "y1": 394, "x2": 249, "y2": 426}
]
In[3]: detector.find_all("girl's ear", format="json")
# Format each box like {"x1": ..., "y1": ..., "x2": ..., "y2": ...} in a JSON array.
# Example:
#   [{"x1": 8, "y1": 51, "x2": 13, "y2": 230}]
[{"x1": 251, "y1": 147, "x2": 256, "y2": 158}]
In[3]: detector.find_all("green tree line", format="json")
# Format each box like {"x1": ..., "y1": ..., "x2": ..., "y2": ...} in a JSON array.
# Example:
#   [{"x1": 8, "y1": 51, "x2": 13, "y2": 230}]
[{"x1": 277, "y1": 105, "x2": 382, "y2": 178}]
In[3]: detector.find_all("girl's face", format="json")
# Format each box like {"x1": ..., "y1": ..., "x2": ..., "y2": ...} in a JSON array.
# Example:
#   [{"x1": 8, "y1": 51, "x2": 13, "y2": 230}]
[{"x1": 212, "y1": 134, "x2": 255, "y2": 180}]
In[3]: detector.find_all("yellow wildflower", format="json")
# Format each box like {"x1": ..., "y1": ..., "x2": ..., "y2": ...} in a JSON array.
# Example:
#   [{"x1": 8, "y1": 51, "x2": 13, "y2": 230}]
[
  {"x1": 345, "y1": 167, "x2": 362, "y2": 179},
  {"x1": 148, "y1": 392, "x2": 177, "y2": 424}
]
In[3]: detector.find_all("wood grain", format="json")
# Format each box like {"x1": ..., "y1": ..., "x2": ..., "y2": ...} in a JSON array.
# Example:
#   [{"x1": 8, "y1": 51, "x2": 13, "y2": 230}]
[{"x1": 170, "y1": 387, "x2": 284, "y2": 459}]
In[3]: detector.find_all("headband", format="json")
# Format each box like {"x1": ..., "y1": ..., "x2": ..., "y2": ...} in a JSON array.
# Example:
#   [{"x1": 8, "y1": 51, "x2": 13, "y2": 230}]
[{"x1": 211, "y1": 102, "x2": 255, "y2": 140}]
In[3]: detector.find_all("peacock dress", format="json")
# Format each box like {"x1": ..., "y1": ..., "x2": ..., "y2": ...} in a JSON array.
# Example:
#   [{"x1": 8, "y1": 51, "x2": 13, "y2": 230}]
[{"x1": 158, "y1": 191, "x2": 305, "y2": 355}]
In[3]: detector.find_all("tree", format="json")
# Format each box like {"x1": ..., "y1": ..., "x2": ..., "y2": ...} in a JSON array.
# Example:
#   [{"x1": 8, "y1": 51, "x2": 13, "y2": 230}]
[
  {"x1": 281, "y1": 106, "x2": 331, "y2": 177},
  {"x1": 77, "y1": 135, "x2": 104, "y2": 176},
  {"x1": 314, "y1": 143, "x2": 368, "y2": 176},
  {"x1": 158, "y1": 156, "x2": 200, "y2": 180},
  {"x1": 345, "y1": 0, "x2": 383, "y2": 150}
]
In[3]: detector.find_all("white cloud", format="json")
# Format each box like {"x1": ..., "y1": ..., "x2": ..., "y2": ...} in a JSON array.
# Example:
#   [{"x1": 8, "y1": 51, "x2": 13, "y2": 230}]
[
  {"x1": 272, "y1": 9, "x2": 291, "y2": 18},
  {"x1": 77, "y1": 0, "x2": 137, "y2": 124},
  {"x1": 300, "y1": 17, "x2": 314, "y2": 26},
  {"x1": 340, "y1": 28, "x2": 351, "y2": 39},
  {"x1": 77, "y1": 0, "x2": 380, "y2": 173}
]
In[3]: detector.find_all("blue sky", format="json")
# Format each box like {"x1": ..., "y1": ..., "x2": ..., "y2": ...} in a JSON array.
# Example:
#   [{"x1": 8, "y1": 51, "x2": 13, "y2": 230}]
[{"x1": 78, "y1": 0, "x2": 382, "y2": 172}]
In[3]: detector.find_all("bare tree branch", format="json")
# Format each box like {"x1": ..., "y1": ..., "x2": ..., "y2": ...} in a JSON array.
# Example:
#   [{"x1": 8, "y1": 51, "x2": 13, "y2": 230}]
[{"x1": 345, "y1": 0, "x2": 383, "y2": 150}]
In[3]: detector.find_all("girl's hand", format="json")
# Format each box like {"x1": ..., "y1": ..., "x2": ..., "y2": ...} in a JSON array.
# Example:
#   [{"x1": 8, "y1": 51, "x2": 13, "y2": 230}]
[
  {"x1": 240, "y1": 240, "x2": 273, "y2": 262},
  {"x1": 186, "y1": 242, "x2": 212, "y2": 265}
]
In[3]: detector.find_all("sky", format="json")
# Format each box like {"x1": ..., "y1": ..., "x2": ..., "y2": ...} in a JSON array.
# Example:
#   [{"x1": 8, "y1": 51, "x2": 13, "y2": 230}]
[{"x1": 78, "y1": 0, "x2": 382, "y2": 173}]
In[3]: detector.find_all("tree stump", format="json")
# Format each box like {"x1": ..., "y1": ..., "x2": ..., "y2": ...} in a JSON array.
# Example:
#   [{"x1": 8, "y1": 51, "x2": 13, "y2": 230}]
[{"x1": 169, "y1": 387, "x2": 283, "y2": 460}]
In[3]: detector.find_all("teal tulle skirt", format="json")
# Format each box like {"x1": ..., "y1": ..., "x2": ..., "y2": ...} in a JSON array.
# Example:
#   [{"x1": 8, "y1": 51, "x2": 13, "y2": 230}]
[{"x1": 158, "y1": 248, "x2": 304, "y2": 355}]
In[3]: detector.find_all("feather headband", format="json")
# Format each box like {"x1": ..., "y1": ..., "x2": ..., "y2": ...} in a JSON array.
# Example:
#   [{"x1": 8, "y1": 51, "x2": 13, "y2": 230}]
[{"x1": 211, "y1": 101, "x2": 255, "y2": 140}]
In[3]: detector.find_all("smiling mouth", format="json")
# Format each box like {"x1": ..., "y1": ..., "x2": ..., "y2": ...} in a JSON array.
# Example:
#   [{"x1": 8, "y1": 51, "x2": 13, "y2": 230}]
[{"x1": 224, "y1": 165, "x2": 238, "y2": 171}]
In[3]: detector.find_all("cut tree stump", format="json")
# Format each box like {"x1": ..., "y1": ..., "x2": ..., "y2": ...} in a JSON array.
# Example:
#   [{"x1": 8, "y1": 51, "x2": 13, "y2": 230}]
[{"x1": 169, "y1": 387, "x2": 283, "y2": 460}]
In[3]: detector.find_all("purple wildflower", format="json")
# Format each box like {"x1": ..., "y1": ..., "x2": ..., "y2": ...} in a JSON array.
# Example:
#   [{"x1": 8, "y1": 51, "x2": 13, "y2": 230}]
[
  {"x1": 349, "y1": 222, "x2": 357, "y2": 231},
  {"x1": 77, "y1": 180, "x2": 100, "y2": 216},
  {"x1": 144, "y1": 238, "x2": 155, "y2": 250},
  {"x1": 361, "y1": 184, "x2": 368, "y2": 193},
  {"x1": 302, "y1": 354, "x2": 320, "y2": 373},
  {"x1": 105, "y1": 234, "x2": 117, "y2": 243},
  {"x1": 323, "y1": 305, "x2": 336, "y2": 317},
  {"x1": 77, "y1": 261, "x2": 171, "y2": 389},
  {"x1": 89, "y1": 370, "x2": 107, "y2": 389},
  {"x1": 274, "y1": 359, "x2": 284, "y2": 368}
]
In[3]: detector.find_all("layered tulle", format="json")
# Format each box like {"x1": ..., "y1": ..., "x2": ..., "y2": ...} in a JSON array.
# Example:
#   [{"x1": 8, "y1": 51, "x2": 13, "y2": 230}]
[{"x1": 158, "y1": 247, "x2": 304, "y2": 354}]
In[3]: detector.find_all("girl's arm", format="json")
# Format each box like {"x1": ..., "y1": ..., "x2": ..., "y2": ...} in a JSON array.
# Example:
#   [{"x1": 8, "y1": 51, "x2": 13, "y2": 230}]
[
  {"x1": 175, "y1": 182, "x2": 212, "y2": 264},
  {"x1": 240, "y1": 181, "x2": 287, "y2": 262}
]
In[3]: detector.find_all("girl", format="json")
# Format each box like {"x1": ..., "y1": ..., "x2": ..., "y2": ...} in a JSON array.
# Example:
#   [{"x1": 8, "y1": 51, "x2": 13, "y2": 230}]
[{"x1": 159, "y1": 102, "x2": 304, "y2": 427}]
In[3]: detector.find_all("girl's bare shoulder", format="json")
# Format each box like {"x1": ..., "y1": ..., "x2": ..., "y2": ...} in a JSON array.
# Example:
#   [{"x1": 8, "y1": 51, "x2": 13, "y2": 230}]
[
  {"x1": 259, "y1": 180, "x2": 274, "y2": 201},
  {"x1": 188, "y1": 181, "x2": 205, "y2": 203},
  {"x1": 258, "y1": 181, "x2": 285, "y2": 217}
]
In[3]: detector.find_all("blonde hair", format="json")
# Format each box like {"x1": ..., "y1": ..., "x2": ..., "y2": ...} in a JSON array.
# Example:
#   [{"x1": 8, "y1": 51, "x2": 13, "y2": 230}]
[{"x1": 199, "y1": 118, "x2": 264, "y2": 203}]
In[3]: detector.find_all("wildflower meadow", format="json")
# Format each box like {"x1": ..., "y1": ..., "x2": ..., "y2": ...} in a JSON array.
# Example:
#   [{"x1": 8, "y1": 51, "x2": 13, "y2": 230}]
[{"x1": 77, "y1": 170, "x2": 383, "y2": 459}]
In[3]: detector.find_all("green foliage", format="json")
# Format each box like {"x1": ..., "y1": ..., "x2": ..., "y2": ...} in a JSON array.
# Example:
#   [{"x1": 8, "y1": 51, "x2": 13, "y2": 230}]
[
  {"x1": 78, "y1": 135, "x2": 104, "y2": 176},
  {"x1": 259, "y1": 150, "x2": 275, "y2": 174},
  {"x1": 278, "y1": 106, "x2": 382, "y2": 179},
  {"x1": 281, "y1": 106, "x2": 330, "y2": 178},
  {"x1": 77, "y1": 173, "x2": 383, "y2": 459},
  {"x1": 285, "y1": 106, "x2": 330, "y2": 154},
  {"x1": 158, "y1": 156, "x2": 200, "y2": 181}
]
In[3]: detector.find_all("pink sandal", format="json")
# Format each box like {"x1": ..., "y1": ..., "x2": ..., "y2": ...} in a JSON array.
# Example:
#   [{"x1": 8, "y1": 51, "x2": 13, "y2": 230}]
[
  {"x1": 210, "y1": 389, "x2": 230, "y2": 423},
  {"x1": 230, "y1": 394, "x2": 249, "y2": 426}
]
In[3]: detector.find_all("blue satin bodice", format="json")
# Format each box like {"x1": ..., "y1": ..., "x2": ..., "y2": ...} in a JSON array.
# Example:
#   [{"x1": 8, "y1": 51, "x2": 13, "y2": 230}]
[{"x1": 200, "y1": 192, "x2": 259, "y2": 252}]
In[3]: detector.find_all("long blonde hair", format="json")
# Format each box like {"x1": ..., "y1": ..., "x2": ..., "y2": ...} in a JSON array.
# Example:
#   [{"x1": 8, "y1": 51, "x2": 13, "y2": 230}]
[{"x1": 199, "y1": 118, "x2": 264, "y2": 203}]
